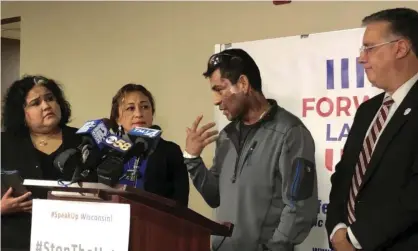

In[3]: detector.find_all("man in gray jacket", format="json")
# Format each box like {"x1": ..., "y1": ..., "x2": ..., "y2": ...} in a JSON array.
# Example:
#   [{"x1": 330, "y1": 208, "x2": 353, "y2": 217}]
[{"x1": 184, "y1": 48, "x2": 318, "y2": 251}]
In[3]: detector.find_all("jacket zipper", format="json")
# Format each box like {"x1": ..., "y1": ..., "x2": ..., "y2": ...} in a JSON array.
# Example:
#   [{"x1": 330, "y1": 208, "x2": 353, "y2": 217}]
[
  {"x1": 290, "y1": 160, "x2": 302, "y2": 207},
  {"x1": 239, "y1": 141, "x2": 257, "y2": 176},
  {"x1": 230, "y1": 129, "x2": 254, "y2": 183},
  {"x1": 231, "y1": 156, "x2": 241, "y2": 183}
]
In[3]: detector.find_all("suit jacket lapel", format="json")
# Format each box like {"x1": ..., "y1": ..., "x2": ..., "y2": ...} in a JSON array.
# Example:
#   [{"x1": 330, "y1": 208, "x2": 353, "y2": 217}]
[{"x1": 360, "y1": 81, "x2": 418, "y2": 191}]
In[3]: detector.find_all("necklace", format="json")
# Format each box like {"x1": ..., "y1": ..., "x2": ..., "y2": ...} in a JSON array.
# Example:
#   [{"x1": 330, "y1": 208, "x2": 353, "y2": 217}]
[
  {"x1": 259, "y1": 104, "x2": 271, "y2": 120},
  {"x1": 38, "y1": 139, "x2": 48, "y2": 147},
  {"x1": 31, "y1": 131, "x2": 61, "y2": 147},
  {"x1": 259, "y1": 110, "x2": 267, "y2": 119}
]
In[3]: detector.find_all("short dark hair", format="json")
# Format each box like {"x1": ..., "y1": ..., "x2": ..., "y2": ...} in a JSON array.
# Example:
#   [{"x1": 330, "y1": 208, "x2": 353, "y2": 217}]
[
  {"x1": 203, "y1": 48, "x2": 262, "y2": 93},
  {"x1": 362, "y1": 8, "x2": 418, "y2": 56},
  {"x1": 1, "y1": 75, "x2": 72, "y2": 134},
  {"x1": 109, "y1": 83, "x2": 155, "y2": 131}
]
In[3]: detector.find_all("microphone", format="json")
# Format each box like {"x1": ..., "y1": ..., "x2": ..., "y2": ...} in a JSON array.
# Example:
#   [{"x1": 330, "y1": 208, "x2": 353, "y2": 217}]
[
  {"x1": 117, "y1": 126, "x2": 162, "y2": 186},
  {"x1": 96, "y1": 154, "x2": 124, "y2": 186},
  {"x1": 53, "y1": 148, "x2": 79, "y2": 177},
  {"x1": 127, "y1": 126, "x2": 162, "y2": 159},
  {"x1": 74, "y1": 118, "x2": 112, "y2": 173},
  {"x1": 54, "y1": 119, "x2": 112, "y2": 184},
  {"x1": 96, "y1": 126, "x2": 162, "y2": 187},
  {"x1": 96, "y1": 134, "x2": 134, "y2": 186},
  {"x1": 76, "y1": 118, "x2": 112, "y2": 151},
  {"x1": 150, "y1": 125, "x2": 161, "y2": 130},
  {"x1": 102, "y1": 134, "x2": 133, "y2": 158},
  {"x1": 54, "y1": 149, "x2": 78, "y2": 173}
]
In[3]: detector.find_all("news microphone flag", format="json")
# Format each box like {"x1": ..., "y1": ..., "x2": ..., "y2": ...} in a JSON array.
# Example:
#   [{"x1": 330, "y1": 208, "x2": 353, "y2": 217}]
[
  {"x1": 76, "y1": 119, "x2": 110, "y2": 150},
  {"x1": 128, "y1": 127, "x2": 162, "y2": 139}
]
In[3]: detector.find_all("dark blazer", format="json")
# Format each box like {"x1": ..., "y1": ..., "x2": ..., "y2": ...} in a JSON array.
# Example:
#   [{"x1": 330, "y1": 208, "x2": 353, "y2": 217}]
[
  {"x1": 1, "y1": 126, "x2": 83, "y2": 250},
  {"x1": 141, "y1": 138, "x2": 189, "y2": 207},
  {"x1": 326, "y1": 81, "x2": 418, "y2": 251}
]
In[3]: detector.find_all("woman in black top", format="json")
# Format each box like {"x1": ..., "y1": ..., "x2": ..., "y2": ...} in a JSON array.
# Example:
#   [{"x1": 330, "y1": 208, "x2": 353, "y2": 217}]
[
  {"x1": 1, "y1": 75, "x2": 87, "y2": 250},
  {"x1": 109, "y1": 83, "x2": 189, "y2": 206}
]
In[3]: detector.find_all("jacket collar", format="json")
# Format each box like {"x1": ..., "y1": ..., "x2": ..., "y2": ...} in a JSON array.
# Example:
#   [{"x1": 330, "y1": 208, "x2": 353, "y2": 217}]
[{"x1": 224, "y1": 99, "x2": 279, "y2": 136}]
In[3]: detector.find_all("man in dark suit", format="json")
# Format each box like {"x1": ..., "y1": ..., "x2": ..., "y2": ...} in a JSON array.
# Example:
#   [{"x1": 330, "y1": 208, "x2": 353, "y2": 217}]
[{"x1": 326, "y1": 8, "x2": 418, "y2": 251}]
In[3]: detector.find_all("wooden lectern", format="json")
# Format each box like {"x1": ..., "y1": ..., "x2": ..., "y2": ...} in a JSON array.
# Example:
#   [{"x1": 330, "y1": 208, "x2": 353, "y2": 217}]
[{"x1": 23, "y1": 180, "x2": 233, "y2": 251}]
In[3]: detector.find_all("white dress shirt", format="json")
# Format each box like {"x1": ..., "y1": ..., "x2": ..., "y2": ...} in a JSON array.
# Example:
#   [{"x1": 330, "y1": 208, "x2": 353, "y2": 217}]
[{"x1": 330, "y1": 71, "x2": 418, "y2": 249}]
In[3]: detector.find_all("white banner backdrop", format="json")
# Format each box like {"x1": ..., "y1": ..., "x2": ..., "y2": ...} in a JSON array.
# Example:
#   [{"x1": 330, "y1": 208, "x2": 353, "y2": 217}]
[{"x1": 214, "y1": 28, "x2": 382, "y2": 251}]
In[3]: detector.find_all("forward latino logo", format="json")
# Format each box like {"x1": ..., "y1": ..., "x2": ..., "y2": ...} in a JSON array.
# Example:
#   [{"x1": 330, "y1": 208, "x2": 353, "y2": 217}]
[
  {"x1": 302, "y1": 58, "x2": 370, "y2": 172},
  {"x1": 313, "y1": 200, "x2": 328, "y2": 228},
  {"x1": 326, "y1": 57, "x2": 365, "y2": 90}
]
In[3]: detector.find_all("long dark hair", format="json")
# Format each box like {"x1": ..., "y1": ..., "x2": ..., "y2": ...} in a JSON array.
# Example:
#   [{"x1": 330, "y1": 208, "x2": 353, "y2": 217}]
[{"x1": 2, "y1": 75, "x2": 72, "y2": 134}]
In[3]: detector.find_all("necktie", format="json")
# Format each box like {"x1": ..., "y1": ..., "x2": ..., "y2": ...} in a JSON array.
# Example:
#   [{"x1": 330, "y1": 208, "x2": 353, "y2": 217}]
[{"x1": 347, "y1": 96, "x2": 394, "y2": 224}]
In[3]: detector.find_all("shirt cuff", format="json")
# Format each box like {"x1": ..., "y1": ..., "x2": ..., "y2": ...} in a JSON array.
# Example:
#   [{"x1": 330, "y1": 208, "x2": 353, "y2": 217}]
[
  {"x1": 330, "y1": 223, "x2": 347, "y2": 241},
  {"x1": 183, "y1": 151, "x2": 199, "y2": 159},
  {"x1": 347, "y1": 227, "x2": 362, "y2": 249}
]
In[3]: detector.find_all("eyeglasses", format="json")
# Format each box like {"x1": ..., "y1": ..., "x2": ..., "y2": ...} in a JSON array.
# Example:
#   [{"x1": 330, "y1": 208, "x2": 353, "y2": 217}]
[
  {"x1": 208, "y1": 53, "x2": 242, "y2": 68},
  {"x1": 359, "y1": 39, "x2": 400, "y2": 54}
]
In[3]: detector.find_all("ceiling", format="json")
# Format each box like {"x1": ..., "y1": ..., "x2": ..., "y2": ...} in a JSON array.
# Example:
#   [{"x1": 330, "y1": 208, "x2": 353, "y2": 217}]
[{"x1": 1, "y1": 21, "x2": 20, "y2": 40}]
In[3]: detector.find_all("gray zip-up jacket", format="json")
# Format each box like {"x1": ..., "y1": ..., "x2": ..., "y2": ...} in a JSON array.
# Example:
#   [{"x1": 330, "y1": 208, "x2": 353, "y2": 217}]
[{"x1": 185, "y1": 100, "x2": 318, "y2": 251}]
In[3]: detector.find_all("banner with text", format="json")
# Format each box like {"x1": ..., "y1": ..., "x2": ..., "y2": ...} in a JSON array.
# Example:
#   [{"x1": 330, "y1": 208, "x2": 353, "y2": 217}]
[
  {"x1": 214, "y1": 28, "x2": 381, "y2": 251},
  {"x1": 31, "y1": 199, "x2": 130, "y2": 251}
]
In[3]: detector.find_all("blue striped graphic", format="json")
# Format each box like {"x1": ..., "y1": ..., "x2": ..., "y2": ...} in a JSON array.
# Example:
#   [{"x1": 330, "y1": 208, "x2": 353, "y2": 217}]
[
  {"x1": 341, "y1": 58, "x2": 349, "y2": 89},
  {"x1": 356, "y1": 57, "x2": 364, "y2": 88},
  {"x1": 326, "y1": 58, "x2": 365, "y2": 90},
  {"x1": 326, "y1": 60, "x2": 334, "y2": 90}
]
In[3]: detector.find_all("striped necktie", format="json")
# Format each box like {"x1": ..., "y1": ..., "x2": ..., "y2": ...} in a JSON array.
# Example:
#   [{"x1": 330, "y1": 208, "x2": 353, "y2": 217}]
[{"x1": 347, "y1": 95, "x2": 394, "y2": 224}]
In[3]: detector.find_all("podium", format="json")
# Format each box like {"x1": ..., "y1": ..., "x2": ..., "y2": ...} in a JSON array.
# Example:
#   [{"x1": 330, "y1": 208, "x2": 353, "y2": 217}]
[{"x1": 23, "y1": 180, "x2": 233, "y2": 251}]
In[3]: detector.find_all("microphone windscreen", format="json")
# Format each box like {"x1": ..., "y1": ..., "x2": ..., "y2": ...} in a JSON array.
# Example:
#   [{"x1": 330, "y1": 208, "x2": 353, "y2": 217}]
[
  {"x1": 121, "y1": 133, "x2": 131, "y2": 143},
  {"x1": 121, "y1": 138, "x2": 147, "y2": 163},
  {"x1": 96, "y1": 155, "x2": 124, "y2": 186},
  {"x1": 134, "y1": 137, "x2": 148, "y2": 152},
  {"x1": 101, "y1": 118, "x2": 113, "y2": 130},
  {"x1": 53, "y1": 149, "x2": 78, "y2": 173},
  {"x1": 80, "y1": 136, "x2": 95, "y2": 148},
  {"x1": 150, "y1": 125, "x2": 162, "y2": 131},
  {"x1": 81, "y1": 145, "x2": 103, "y2": 168}
]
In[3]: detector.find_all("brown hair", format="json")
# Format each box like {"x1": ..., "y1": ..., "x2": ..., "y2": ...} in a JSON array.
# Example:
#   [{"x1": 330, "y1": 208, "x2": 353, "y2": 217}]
[{"x1": 109, "y1": 83, "x2": 155, "y2": 131}]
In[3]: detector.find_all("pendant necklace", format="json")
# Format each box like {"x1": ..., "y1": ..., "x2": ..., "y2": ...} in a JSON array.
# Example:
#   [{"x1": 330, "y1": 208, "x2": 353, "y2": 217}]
[{"x1": 38, "y1": 139, "x2": 48, "y2": 147}]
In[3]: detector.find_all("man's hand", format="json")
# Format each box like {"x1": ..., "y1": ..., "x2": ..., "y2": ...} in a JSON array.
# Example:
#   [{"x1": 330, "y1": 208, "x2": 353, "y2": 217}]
[
  {"x1": 332, "y1": 228, "x2": 347, "y2": 243},
  {"x1": 331, "y1": 228, "x2": 355, "y2": 251},
  {"x1": 1, "y1": 187, "x2": 32, "y2": 215},
  {"x1": 185, "y1": 115, "x2": 218, "y2": 157}
]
